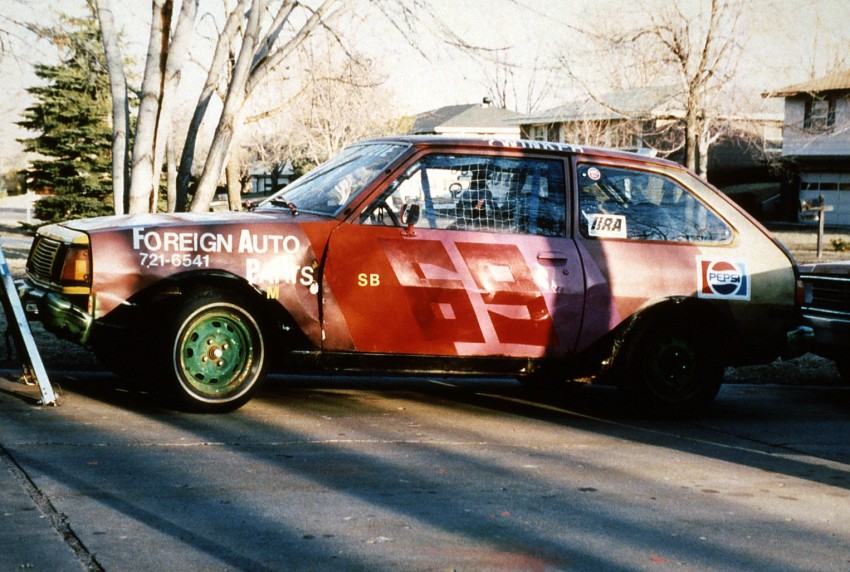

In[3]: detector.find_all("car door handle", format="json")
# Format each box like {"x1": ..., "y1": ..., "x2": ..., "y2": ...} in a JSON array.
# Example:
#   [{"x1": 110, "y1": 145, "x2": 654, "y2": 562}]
[{"x1": 537, "y1": 251, "x2": 568, "y2": 264}]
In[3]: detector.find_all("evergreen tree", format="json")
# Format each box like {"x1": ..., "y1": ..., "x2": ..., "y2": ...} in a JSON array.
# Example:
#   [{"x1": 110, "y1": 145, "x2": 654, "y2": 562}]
[{"x1": 17, "y1": 17, "x2": 114, "y2": 222}]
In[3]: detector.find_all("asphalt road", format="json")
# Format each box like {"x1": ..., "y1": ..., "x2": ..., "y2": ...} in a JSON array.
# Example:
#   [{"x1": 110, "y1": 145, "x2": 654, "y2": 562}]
[{"x1": 1, "y1": 372, "x2": 849, "y2": 571}]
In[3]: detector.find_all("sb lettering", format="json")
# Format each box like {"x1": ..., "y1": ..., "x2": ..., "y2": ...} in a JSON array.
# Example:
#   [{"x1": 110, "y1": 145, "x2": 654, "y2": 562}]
[{"x1": 357, "y1": 273, "x2": 380, "y2": 287}]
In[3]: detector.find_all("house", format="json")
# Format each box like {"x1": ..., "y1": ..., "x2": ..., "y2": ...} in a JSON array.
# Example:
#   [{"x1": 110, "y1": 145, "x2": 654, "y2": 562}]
[
  {"x1": 509, "y1": 87, "x2": 783, "y2": 191},
  {"x1": 512, "y1": 86, "x2": 681, "y2": 149},
  {"x1": 766, "y1": 69, "x2": 850, "y2": 225},
  {"x1": 249, "y1": 160, "x2": 295, "y2": 196},
  {"x1": 409, "y1": 98, "x2": 522, "y2": 138}
]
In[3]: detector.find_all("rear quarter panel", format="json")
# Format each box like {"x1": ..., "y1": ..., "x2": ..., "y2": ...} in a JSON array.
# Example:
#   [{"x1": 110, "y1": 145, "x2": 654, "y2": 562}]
[{"x1": 573, "y1": 160, "x2": 797, "y2": 361}]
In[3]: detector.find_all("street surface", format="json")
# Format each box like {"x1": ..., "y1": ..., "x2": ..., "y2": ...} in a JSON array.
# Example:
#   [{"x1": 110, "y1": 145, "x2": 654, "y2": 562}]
[
  {"x1": 1, "y1": 372, "x2": 849, "y2": 571},
  {"x1": 0, "y1": 200, "x2": 848, "y2": 570}
]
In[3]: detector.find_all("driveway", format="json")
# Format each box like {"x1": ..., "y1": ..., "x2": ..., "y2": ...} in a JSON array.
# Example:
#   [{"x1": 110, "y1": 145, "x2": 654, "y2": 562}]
[{"x1": 1, "y1": 373, "x2": 848, "y2": 571}]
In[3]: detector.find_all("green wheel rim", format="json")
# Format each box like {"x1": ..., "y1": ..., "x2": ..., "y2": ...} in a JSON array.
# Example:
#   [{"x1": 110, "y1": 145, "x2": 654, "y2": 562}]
[{"x1": 176, "y1": 307, "x2": 258, "y2": 400}]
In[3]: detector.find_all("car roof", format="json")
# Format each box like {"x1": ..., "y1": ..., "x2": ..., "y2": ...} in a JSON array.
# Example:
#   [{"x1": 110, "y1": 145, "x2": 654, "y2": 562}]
[{"x1": 362, "y1": 135, "x2": 685, "y2": 171}]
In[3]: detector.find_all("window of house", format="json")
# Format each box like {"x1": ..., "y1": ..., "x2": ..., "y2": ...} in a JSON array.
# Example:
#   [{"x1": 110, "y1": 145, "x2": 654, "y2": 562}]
[
  {"x1": 763, "y1": 125, "x2": 783, "y2": 153},
  {"x1": 804, "y1": 97, "x2": 836, "y2": 130},
  {"x1": 529, "y1": 125, "x2": 548, "y2": 141},
  {"x1": 801, "y1": 179, "x2": 849, "y2": 193},
  {"x1": 252, "y1": 176, "x2": 271, "y2": 194},
  {"x1": 361, "y1": 154, "x2": 567, "y2": 238},
  {"x1": 577, "y1": 164, "x2": 732, "y2": 243}
]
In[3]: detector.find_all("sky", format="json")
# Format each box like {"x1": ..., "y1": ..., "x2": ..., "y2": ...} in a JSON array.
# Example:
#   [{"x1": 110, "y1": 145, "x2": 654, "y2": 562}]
[{"x1": 1, "y1": 0, "x2": 849, "y2": 174}]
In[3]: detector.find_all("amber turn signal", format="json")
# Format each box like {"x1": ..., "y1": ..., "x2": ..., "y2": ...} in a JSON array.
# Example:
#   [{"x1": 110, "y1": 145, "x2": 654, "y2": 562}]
[{"x1": 60, "y1": 245, "x2": 91, "y2": 285}]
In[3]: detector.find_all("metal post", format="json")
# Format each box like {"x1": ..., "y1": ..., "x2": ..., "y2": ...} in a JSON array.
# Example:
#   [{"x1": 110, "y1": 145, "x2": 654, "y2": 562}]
[{"x1": 0, "y1": 245, "x2": 56, "y2": 405}]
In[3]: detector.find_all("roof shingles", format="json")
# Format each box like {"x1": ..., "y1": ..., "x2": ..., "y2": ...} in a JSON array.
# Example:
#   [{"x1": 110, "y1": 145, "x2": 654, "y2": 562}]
[{"x1": 767, "y1": 69, "x2": 850, "y2": 97}]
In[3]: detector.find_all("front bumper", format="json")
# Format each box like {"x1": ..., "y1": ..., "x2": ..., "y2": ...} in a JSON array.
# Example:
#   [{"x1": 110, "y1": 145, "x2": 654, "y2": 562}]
[
  {"x1": 801, "y1": 311, "x2": 850, "y2": 359},
  {"x1": 16, "y1": 280, "x2": 93, "y2": 345}
]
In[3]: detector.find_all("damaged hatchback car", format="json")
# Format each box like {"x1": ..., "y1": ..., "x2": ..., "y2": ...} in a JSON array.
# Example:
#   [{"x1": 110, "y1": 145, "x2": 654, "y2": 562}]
[{"x1": 18, "y1": 136, "x2": 808, "y2": 412}]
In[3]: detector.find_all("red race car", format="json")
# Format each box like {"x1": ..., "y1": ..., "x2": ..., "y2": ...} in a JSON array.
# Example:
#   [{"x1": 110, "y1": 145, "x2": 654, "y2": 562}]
[{"x1": 19, "y1": 137, "x2": 807, "y2": 412}]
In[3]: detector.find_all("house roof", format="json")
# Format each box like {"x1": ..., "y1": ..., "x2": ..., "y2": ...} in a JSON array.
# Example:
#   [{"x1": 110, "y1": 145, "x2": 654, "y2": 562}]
[
  {"x1": 766, "y1": 69, "x2": 850, "y2": 97},
  {"x1": 511, "y1": 86, "x2": 682, "y2": 124},
  {"x1": 410, "y1": 102, "x2": 522, "y2": 135}
]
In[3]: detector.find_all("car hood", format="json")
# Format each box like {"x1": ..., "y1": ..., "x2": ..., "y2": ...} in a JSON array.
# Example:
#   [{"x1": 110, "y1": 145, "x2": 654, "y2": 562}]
[
  {"x1": 61, "y1": 210, "x2": 329, "y2": 234},
  {"x1": 799, "y1": 260, "x2": 850, "y2": 276}
]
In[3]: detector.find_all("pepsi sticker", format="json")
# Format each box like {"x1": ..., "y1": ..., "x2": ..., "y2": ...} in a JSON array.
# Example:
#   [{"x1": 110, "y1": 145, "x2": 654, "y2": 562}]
[
  {"x1": 587, "y1": 167, "x2": 602, "y2": 181},
  {"x1": 697, "y1": 257, "x2": 750, "y2": 300}
]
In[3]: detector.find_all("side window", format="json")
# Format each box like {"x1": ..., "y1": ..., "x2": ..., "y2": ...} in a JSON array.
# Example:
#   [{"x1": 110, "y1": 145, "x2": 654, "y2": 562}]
[
  {"x1": 577, "y1": 164, "x2": 732, "y2": 244},
  {"x1": 361, "y1": 154, "x2": 566, "y2": 237}
]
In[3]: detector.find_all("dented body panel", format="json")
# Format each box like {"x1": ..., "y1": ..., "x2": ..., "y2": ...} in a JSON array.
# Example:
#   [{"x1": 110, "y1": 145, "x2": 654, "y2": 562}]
[{"x1": 75, "y1": 213, "x2": 330, "y2": 346}]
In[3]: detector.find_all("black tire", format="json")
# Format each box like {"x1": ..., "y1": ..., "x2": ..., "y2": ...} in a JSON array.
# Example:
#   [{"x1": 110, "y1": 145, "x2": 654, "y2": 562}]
[
  {"x1": 92, "y1": 319, "x2": 160, "y2": 392},
  {"x1": 93, "y1": 330, "x2": 144, "y2": 386},
  {"x1": 834, "y1": 355, "x2": 850, "y2": 385},
  {"x1": 166, "y1": 289, "x2": 267, "y2": 412},
  {"x1": 616, "y1": 317, "x2": 722, "y2": 414}
]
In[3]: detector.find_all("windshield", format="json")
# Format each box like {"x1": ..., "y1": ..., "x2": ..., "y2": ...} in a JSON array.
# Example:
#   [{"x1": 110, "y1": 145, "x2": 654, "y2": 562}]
[{"x1": 259, "y1": 142, "x2": 409, "y2": 216}]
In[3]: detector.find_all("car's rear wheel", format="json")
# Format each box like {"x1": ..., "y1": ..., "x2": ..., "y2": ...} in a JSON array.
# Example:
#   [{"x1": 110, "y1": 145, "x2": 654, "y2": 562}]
[
  {"x1": 833, "y1": 355, "x2": 850, "y2": 384},
  {"x1": 617, "y1": 316, "x2": 722, "y2": 414},
  {"x1": 167, "y1": 289, "x2": 267, "y2": 412}
]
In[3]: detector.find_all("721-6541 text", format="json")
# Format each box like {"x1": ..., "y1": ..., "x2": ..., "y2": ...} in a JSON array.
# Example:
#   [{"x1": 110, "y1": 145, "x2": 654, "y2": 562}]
[{"x1": 139, "y1": 252, "x2": 211, "y2": 268}]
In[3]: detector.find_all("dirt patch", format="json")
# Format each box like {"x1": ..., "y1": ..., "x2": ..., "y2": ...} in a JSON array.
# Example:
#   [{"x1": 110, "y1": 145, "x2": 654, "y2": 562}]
[
  {"x1": 768, "y1": 222, "x2": 850, "y2": 265},
  {"x1": 0, "y1": 209, "x2": 847, "y2": 384}
]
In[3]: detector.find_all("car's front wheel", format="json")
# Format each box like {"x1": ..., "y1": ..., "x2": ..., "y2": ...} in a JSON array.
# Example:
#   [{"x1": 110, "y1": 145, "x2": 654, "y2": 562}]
[{"x1": 166, "y1": 289, "x2": 267, "y2": 412}]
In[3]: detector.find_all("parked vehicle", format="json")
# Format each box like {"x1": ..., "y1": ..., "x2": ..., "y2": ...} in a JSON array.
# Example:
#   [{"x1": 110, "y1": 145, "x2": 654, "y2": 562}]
[
  {"x1": 18, "y1": 137, "x2": 808, "y2": 412},
  {"x1": 799, "y1": 260, "x2": 850, "y2": 380}
]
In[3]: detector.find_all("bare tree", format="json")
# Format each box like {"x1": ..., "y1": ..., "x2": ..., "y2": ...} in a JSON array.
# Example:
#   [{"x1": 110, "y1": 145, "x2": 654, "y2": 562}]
[
  {"x1": 151, "y1": 0, "x2": 197, "y2": 212},
  {"x1": 651, "y1": 0, "x2": 743, "y2": 174},
  {"x1": 558, "y1": 0, "x2": 744, "y2": 177},
  {"x1": 94, "y1": 0, "x2": 344, "y2": 214},
  {"x1": 187, "y1": 0, "x2": 342, "y2": 212},
  {"x1": 287, "y1": 45, "x2": 412, "y2": 168},
  {"x1": 479, "y1": 49, "x2": 560, "y2": 114},
  {"x1": 125, "y1": 0, "x2": 171, "y2": 213},
  {"x1": 91, "y1": 0, "x2": 498, "y2": 214},
  {"x1": 174, "y1": 0, "x2": 248, "y2": 212},
  {"x1": 91, "y1": 0, "x2": 130, "y2": 215}
]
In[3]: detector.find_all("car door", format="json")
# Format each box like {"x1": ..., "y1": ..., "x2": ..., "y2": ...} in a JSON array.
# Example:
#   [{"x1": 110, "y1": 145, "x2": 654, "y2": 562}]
[
  {"x1": 573, "y1": 160, "x2": 738, "y2": 342},
  {"x1": 320, "y1": 150, "x2": 585, "y2": 359}
]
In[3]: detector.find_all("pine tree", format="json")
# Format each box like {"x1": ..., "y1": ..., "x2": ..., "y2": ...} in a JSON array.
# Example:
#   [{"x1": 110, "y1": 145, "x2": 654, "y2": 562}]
[{"x1": 17, "y1": 17, "x2": 114, "y2": 222}]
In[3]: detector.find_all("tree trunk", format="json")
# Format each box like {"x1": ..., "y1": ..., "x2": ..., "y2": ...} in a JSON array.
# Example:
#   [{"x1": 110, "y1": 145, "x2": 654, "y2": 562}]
[
  {"x1": 128, "y1": 0, "x2": 172, "y2": 214},
  {"x1": 226, "y1": 153, "x2": 243, "y2": 212},
  {"x1": 698, "y1": 118, "x2": 711, "y2": 178},
  {"x1": 166, "y1": 133, "x2": 177, "y2": 212},
  {"x1": 151, "y1": 0, "x2": 196, "y2": 212},
  {"x1": 684, "y1": 92, "x2": 699, "y2": 173},
  {"x1": 93, "y1": 0, "x2": 130, "y2": 215},
  {"x1": 188, "y1": 0, "x2": 261, "y2": 212},
  {"x1": 181, "y1": 0, "x2": 339, "y2": 212},
  {"x1": 175, "y1": 0, "x2": 249, "y2": 212}
]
